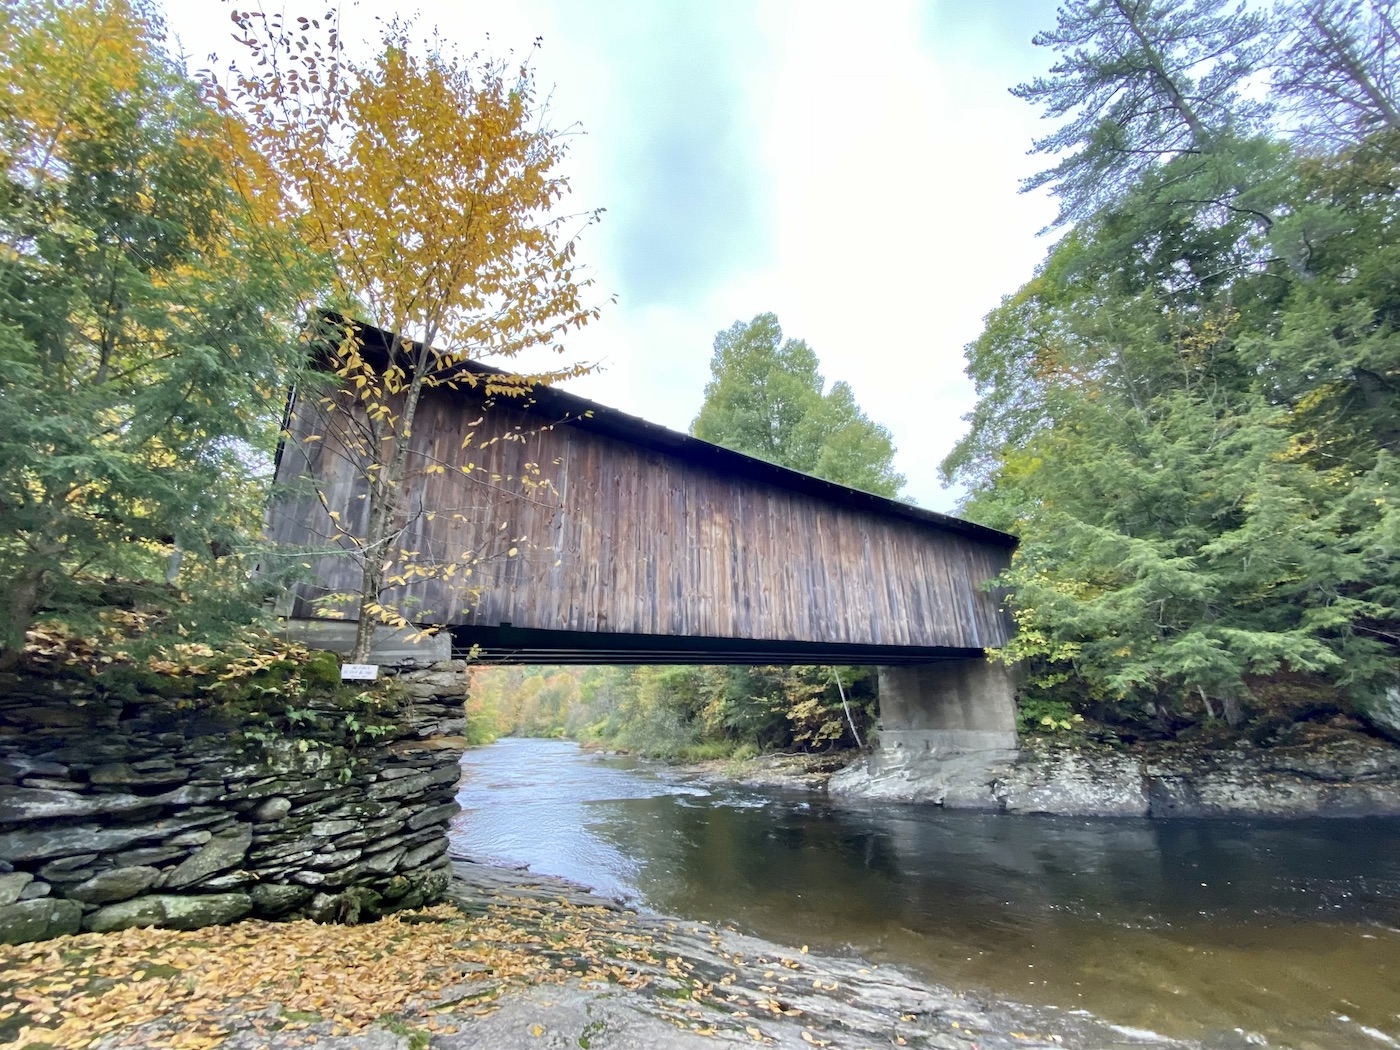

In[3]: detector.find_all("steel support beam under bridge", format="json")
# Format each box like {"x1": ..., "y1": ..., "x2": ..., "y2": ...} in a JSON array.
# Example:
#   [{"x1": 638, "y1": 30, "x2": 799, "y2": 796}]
[{"x1": 449, "y1": 625, "x2": 985, "y2": 667}]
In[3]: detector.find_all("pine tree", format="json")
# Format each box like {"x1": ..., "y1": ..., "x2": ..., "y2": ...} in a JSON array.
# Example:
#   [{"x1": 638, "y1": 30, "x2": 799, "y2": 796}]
[
  {"x1": 0, "y1": 0, "x2": 310, "y2": 666},
  {"x1": 1014, "y1": 0, "x2": 1270, "y2": 224}
]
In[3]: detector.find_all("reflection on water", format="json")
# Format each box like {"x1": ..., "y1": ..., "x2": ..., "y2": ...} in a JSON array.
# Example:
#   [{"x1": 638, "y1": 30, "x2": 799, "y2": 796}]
[{"x1": 454, "y1": 738, "x2": 1400, "y2": 1050}]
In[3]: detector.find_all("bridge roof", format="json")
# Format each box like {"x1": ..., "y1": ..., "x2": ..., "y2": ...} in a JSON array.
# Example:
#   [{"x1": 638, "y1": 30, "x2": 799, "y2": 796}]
[{"x1": 334, "y1": 317, "x2": 1017, "y2": 551}]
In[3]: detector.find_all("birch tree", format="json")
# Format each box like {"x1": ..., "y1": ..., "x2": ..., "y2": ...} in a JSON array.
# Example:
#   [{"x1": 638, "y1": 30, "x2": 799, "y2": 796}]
[{"x1": 211, "y1": 11, "x2": 604, "y2": 661}]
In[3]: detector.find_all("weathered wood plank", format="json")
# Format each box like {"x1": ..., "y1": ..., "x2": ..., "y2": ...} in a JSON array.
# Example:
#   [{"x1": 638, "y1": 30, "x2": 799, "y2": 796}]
[{"x1": 270, "y1": 383, "x2": 1013, "y2": 650}]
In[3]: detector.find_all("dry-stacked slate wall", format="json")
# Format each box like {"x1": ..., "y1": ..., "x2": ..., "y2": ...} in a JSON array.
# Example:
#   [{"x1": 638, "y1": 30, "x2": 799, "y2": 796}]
[{"x1": 0, "y1": 656, "x2": 469, "y2": 945}]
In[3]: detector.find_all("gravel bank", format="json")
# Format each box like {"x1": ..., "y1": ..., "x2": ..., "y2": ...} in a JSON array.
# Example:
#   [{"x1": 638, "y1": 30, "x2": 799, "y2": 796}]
[{"x1": 199, "y1": 856, "x2": 1189, "y2": 1050}]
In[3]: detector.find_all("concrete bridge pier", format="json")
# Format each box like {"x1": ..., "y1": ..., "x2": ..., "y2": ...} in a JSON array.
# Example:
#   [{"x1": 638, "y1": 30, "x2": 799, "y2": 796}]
[
  {"x1": 830, "y1": 659, "x2": 1020, "y2": 807},
  {"x1": 876, "y1": 660, "x2": 1019, "y2": 755}
]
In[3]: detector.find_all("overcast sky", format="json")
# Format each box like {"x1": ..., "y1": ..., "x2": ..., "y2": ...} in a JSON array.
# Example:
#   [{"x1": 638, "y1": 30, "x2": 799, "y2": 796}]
[{"x1": 164, "y1": 1, "x2": 1062, "y2": 513}]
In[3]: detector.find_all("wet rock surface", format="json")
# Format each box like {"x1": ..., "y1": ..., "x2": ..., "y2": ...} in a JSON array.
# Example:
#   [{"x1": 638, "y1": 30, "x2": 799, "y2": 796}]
[
  {"x1": 829, "y1": 728, "x2": 1400, "y2": 817},
  {"x1": 437, "y1": 861, "x2": 1190, "y2": 1050},
  {"x1": 671, "y1": 752, "x2": 848, "y2": 793}
]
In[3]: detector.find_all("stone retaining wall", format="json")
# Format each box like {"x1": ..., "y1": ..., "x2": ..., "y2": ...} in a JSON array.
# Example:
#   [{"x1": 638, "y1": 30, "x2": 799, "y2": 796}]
[{"x1": 0, "y1": 659, "x2": 470, "y2": 945}]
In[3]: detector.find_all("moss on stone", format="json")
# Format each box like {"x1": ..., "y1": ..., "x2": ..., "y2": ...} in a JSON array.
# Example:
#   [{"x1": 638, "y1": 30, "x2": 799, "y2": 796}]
[{"x1": 302, "y1": 650, "x2": 343, "y2": 690}]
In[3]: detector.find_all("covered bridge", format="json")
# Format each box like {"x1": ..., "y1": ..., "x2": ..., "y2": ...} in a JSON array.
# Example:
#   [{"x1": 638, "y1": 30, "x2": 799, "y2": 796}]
[{"x1": 267, "y1": 322, "x2": 1021, "y2": 753}]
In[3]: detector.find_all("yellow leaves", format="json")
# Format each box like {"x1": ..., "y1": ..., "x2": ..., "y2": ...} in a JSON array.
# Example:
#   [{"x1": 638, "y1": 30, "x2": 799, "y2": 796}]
[
  {"x1": 530, "y1": 1023, "x2": 544, "y2": 1037},
  {"x1": 3, "y1": 0, "x2": 151, "y2": 190}
]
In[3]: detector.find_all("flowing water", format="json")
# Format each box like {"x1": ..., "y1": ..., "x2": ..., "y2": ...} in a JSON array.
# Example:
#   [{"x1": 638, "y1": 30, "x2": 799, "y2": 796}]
[{"x1": 452, "y1": 737, "x2": 1400, "y2": 1050}]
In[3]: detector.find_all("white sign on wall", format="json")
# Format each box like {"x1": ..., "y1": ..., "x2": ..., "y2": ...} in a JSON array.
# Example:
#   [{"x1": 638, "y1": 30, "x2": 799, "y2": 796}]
[{"x1": 340, "y1": 663, "x2": 380, "y2": 681}]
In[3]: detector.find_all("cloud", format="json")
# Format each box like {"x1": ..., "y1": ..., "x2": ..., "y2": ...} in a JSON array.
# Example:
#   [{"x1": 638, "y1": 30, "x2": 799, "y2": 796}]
[
  {"x1": 159, "y1": 0, "x2": 1065, "y2": 514},
  {"x1": 549, "y1": 2, "x2": 771, "y2": 308}
]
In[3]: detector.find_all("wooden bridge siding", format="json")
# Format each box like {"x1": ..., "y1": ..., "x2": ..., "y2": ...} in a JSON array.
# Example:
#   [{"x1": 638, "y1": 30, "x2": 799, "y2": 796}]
[{"x1": 270, "y1": 387, "x2": 1012, "y2": 649}]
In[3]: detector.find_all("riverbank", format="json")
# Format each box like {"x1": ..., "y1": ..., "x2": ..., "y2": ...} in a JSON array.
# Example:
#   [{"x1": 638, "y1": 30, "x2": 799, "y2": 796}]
[
  {"x1": 0, "y1": 855, "x2": 1189, "y2": 1050},
  {"x1": 661, "y1": 724, "x2": 1400, "y2": 819},
  {"x1": 828, "y1": 721, "x2": 1400, "y2": 817},
  {"x1": 671, "y1": 751, "x2": 848, "y2": 792}
]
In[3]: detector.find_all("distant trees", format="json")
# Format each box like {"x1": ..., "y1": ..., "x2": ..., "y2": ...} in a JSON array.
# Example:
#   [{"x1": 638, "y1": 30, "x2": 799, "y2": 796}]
[
  {"x1": 0, "y1": 0, "x2": 310, "y2": 667},
  {"x1": 945, "y1": 0, "x2": 1400, "y2": 731},
  {"x1": 693, "y1": 313, "x2": 905, "y2": 499},
  {"x1": 466, "y1": 663, "x2": 878, "y2": 760}
]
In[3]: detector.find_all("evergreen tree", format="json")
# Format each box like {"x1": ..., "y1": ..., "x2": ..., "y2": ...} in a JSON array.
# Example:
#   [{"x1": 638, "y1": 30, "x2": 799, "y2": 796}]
[
  {"x1": 945, "y1": 136, "x2": 1400, "y2": 725},
  {"x1": 947, "y1": 0, "x2": 1400, "y2": 730},
  {"x1": 0, "y1": 0, "x2": 311, "y2": 666},
  {"x1": 1014, "y1": 0, "x2": 1270, "y2": 225},
  {"x1": 1273, "y1": 0, "x2": 1400, "y2": 150}
]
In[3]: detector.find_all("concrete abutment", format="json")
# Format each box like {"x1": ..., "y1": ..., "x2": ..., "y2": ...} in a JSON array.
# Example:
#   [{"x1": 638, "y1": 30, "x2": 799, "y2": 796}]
[
  {"x1": 874, "y1": 660, "x2": 1019, "y2": 760},
  {"x1": 829, "y1": 658, "x2": 1020, "y2": 807}
]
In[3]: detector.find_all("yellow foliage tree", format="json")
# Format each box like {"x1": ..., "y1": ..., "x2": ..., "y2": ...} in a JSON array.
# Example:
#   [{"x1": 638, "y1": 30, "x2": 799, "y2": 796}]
[{"x1": 207, "y1": 10, "x2": 605, "y2": 660}]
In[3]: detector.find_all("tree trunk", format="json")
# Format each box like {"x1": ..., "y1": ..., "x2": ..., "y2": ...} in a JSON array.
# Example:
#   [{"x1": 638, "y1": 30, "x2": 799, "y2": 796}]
[
  {"x1": 833, "y1": 669, "x2": 864, "y2": 749},
  {"x1": 0, "y1": 565, "x2": 46, "y2": 672},
  {"x1": 1197, "y1": 685, "x2": 1220, "y2": 721},
  {"x1": 1311, "y1": 9, "x2": 1400, "y2": 135},
  {"x1": 348, "y1": 328, "x2": 438, "y2": 664},
  {"x1": 1221, "y1": 694, "x2": 1244, "y2": 727},
  {"x1": 350, "y1": 496, "x2": 390, "y2": 664},
  {"x1": 1112, "y1": 0, "x2": 1211, "y2": 144}
]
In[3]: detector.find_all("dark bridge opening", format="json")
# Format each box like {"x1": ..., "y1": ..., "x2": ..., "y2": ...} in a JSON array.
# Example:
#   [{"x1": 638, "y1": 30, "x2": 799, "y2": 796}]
[{"x1": 450, "y1": 624, "x2": 983, "y2": 666}]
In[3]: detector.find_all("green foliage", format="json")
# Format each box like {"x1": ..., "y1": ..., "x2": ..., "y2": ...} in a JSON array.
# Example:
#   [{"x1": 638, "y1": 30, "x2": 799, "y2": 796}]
[
  {"x1": 692, "y1": 313, "x2": 905, "y2": 498},
  {"x1": 728, "y1": 741, "x2": 760, "y2": 762},
  {"x1": 1013, "y1": 0, "x2": 1270, "y2": 226},
  {"x1": 1016, "y1": 695, "x2": 1084, "y2": 735},
  {"x1": 0, "y1": 0, "x2": 312, "y2": 664},
  {"x1": 468, "y1": 662, "x2": 877, "y2": 760},
  {"x1": 953, "y1": 6, "x2": 1400, "y2": 732}
]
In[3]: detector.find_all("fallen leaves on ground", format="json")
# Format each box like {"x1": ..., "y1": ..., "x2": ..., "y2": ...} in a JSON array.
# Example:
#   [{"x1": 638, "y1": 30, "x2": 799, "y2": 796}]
[{"x1": 0, "y1": 899, "x2": 666, "y2": 1050}]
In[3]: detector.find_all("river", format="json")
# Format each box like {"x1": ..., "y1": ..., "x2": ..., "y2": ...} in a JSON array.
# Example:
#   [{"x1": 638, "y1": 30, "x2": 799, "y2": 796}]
[{"x1": 451, "y1": 737, "x2": 1400, "y2": 1050}]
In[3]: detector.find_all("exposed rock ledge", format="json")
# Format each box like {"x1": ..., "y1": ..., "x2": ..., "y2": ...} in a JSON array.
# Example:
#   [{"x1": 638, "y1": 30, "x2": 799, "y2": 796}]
[
  {"x1": 829, "y1": 732, "x2": 1400, "y2": 818},
  {"x1": 427, "y1": 857, "x2": 1191, "y2": 1050}
]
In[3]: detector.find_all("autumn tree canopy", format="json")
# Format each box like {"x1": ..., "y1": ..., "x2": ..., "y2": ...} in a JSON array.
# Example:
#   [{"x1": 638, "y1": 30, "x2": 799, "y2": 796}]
[{"x1": 211, "y1": 11, "x2": 606, "y2": 660}]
